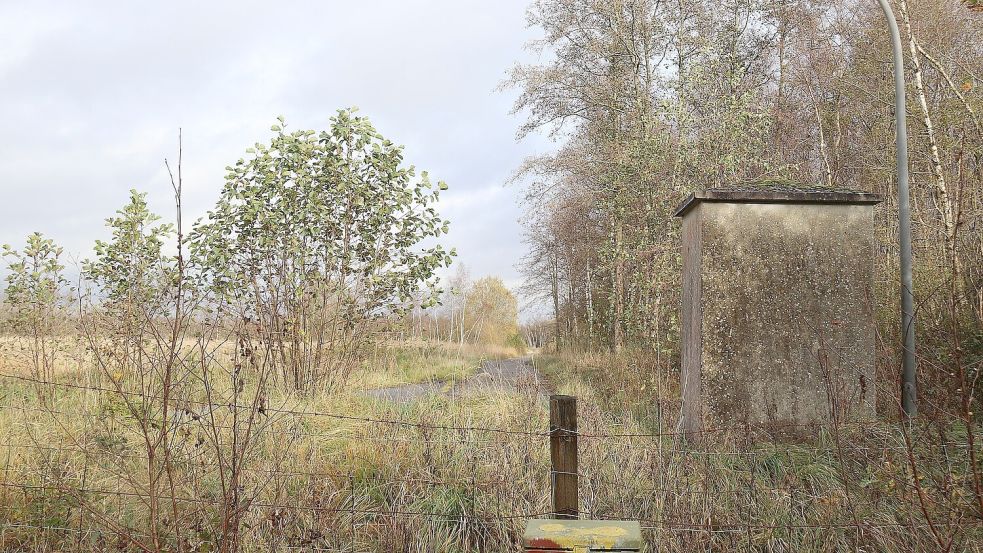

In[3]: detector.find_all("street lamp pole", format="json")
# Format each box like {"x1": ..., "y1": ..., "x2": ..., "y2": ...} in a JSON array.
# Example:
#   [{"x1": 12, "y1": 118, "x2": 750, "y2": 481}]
[{"x1": 875, "y1": 0, "x2": 917, "y2": 418}]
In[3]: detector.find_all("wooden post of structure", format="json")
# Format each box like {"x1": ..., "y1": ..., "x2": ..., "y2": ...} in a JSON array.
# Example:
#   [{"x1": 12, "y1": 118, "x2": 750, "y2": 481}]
[{"x1": 549, "y1": 394, "x2": 577, "y2": 519}]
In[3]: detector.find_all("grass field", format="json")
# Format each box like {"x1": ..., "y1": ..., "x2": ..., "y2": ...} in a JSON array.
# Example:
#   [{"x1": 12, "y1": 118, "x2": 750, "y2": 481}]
[
  {"x1": 1, "y1": 338, "x2": 981, "y2": 552},
  {"x1": 354, "y1": 341, "x2": 518, "y2": 390}
]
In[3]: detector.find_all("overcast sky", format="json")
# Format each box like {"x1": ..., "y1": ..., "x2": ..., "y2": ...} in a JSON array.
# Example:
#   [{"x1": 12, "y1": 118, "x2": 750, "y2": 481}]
[{"x1": 0, "y1": 1, "x2": 552, "y2": 313}]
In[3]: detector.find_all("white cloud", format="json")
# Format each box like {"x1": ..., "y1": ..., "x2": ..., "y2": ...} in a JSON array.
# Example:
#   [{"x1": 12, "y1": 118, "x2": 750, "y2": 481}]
[{"x1": 0, "y1": 0, "x2": 551, "y2": 308}]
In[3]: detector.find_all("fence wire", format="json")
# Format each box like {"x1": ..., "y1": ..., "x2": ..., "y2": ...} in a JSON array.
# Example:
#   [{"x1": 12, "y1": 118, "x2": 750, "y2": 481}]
[{"x1": 2, "y1": 371, "x2": 982, "y2": 552}]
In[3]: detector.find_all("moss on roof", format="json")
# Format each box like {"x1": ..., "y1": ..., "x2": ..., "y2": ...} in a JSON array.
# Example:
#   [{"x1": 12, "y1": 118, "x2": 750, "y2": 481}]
[{"x1": 707, "y1": 179, "x2": 868, "y2": 195}]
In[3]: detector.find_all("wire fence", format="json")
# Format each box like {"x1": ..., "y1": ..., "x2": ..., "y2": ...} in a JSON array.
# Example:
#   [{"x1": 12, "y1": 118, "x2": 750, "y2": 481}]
[{"x1": 2, "y1": 370, "x2": 982, "y2": 552}]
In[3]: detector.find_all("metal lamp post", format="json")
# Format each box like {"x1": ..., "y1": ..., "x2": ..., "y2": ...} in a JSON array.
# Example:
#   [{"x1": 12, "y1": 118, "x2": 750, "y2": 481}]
[{"x1": 876, "y1": 0, "x2": 917, "y2": 418}]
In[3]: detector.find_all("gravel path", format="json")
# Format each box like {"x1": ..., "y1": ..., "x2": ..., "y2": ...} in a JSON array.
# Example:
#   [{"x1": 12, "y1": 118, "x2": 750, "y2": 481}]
[{"x1": 363, "y1": 357, "x2": 545, "y2": 404}]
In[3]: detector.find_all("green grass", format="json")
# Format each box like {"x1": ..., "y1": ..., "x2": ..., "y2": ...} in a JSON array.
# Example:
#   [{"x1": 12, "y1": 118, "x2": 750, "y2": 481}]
[
  {"x1": 358, "y1": 345, "x2": 480, "y2": 389},
  {"x1": 355, "y1": 341, "x2": 522, "y2": 390}
]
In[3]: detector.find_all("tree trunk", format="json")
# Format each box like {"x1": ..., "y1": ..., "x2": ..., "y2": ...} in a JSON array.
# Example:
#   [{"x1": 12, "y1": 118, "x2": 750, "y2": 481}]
[
  {"x1": 552, "y1": 253, "x2": 562, "y2": 352},
  {"x1": 900, "y1": 0, "x2": 965, "y2": 301},
  {"x1": 612, "y1": 219, "x2": 624, "y2": 353}
]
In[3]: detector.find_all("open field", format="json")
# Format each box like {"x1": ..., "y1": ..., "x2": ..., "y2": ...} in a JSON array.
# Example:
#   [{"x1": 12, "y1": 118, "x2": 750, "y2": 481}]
[
  {"x1": 2, "y1": 0, "x2": 981, "y2": 551},
  {"x1": 1, "y1": 339, "x2": 981, "y2": 552}
]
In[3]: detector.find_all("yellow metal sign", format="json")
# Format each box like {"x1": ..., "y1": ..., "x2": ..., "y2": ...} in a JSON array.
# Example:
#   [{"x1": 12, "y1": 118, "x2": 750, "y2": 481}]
[{"x1": 523, "y1": 519, "x2": 642, "y2": 552}]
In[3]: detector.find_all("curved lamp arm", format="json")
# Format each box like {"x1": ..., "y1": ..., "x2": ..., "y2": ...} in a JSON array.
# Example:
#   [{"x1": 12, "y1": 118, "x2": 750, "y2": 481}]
[{"x1": 876, "y1": 0, "x2": 916, "y2": 418}]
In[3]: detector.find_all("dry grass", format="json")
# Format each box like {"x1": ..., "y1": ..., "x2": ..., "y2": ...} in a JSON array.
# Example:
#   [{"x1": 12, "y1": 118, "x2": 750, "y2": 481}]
[{"x1": 0, "y1": 339, "x2": 981, "y2": 552}]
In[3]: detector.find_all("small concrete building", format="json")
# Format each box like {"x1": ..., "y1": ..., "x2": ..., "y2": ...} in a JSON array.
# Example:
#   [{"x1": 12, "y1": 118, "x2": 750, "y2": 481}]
[{"x1": 675, "y1": 185, "x2": 882, "y2": 436}]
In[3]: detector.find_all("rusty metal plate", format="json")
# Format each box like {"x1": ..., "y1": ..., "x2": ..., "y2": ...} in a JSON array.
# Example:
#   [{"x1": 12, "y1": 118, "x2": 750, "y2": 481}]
[{"x1": 523, "y1": 519, "x2": 642, "y2": 552}]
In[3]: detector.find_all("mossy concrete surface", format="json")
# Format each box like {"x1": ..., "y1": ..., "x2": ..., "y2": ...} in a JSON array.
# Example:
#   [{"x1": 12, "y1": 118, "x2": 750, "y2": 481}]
[{"x1": 679, "y1": 190, "x2": 881, "y2": 435}]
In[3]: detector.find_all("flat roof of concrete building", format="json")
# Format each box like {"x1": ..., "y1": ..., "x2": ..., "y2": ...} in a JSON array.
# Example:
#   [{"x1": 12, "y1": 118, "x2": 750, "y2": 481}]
[{"x1": 674, "y1": 183, "x2": 883, "y2": 218}]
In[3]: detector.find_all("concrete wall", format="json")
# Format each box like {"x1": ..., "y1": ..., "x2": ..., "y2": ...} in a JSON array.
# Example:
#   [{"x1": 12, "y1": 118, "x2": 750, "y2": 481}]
[
  {"x1": 680, "y1": 201, "x2": 877, "y2": 435},
  {"x1": 680, "y1": 203, "x2": 703, "y2": 435}
]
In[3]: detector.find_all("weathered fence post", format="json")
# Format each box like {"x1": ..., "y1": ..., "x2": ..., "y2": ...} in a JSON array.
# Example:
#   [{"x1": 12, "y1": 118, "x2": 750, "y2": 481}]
[{"x1": 549, "y1": 394, "x2": 577, "y2": 519}]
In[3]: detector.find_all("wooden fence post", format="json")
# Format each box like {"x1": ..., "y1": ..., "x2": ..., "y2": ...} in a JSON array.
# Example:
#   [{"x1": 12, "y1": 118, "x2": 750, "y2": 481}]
[{"x1": 550, "y1": 394, "x2": 578, "y2": 519}]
